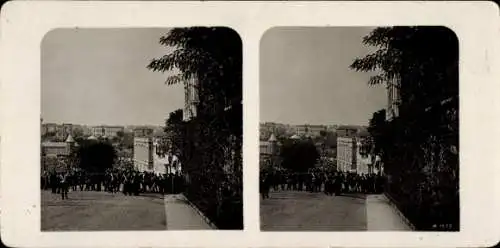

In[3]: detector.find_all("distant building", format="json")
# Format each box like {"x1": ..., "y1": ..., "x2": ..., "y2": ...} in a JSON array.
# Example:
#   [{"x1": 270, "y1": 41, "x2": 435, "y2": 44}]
[
  {"x1": 307, "y1": 125, "x2": 327, "y2": 137},
  {"x1": 386, "y1": 77, "x2": 401, "y2": 121},
  {"x1": 336, "y1": 137, "x2": 355, "y2": 172},
  {"x1": 41, "y1": 118, "x2": 46, "y2": 135},
  {"x1": 41, "y1": 134, "x2": 77, "y2": 157},
  {"x1": 134, "y1": 127, "x2": 154, "y2": 138},
  {"x1": 152, "y1": 127, "x2": 165, "y2": 138},
  {"x1": 92, "y1": 126, "x2": 105, "y2": 137},
  {"x1": 42, "y1": 123, "x2": 58, "y2": 137},
  {"x1": 53, "y1": 125, "x2": 66, "y2": 140},
  {"x1": 295, "y1": 125, "x2": 308, "y2": 136},
  {"x1": 260, "y1": 134, "x2": 281, "y2": 170},
  {"x1": 327, "y1": 125, "x2": 338, "y2": 132},
  {"x1": 292, "y1": 124, "x2": 327, "y2": 138},
  {"x1": 336, "y1": 125, "x2": 359, "y2": 138},
  {"x1": 260, "y1": 134, "x2": 280, "y2": 156},
  {"x1": 62, "y1": 123, "x2": 73, "y2": 137},
  {"x1": 82, "y1": 126, "x2": 93, "y2": 136},
  {"x1": 92, "y1": 125, "x2": 124, "y2": 138},
  {"x1": 104, "y1": 126, "x2": 124, "y2": 137},
  {"x1": 336, "y1": 136, "x2": 371, "y2": 175}
]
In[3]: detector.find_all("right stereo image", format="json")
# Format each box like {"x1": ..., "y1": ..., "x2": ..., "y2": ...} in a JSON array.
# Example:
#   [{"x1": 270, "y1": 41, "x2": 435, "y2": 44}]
[{"x1": 259, "y1": 26, "x2": 459, "y2": 232}]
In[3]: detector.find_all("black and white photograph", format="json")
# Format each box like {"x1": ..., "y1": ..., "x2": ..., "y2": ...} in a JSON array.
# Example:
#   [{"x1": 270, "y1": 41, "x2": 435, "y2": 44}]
[
  {"x1": 40, "y1": 27, "x2": 243, "y2": 231},
  {"x1": 259, "y1": 26, "x2": 459, "y2": 231},
  {"x1": 2, "y1": 1, "x2": 499, "y2": 247}
]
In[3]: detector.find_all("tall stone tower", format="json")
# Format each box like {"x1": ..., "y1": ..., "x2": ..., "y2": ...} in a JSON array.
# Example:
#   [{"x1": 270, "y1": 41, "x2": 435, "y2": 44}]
[
  {"x1": 268, "y1": 133, "x2": 278, "y2": 155},
  {"x1": 65, "y1": 134, "x2": 75, "y2": 154}
]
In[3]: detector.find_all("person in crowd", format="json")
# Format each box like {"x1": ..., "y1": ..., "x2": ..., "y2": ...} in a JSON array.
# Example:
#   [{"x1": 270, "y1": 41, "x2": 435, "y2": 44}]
[
  {"x1": 59, "y1": 172, "x2": 69, "y2": 200},
  {"x1": 260, "y1": 171, "x2": 271, "y2": 199},
  {"x1": 49, "y1": 171, "x2": 58, "y2": 194}
]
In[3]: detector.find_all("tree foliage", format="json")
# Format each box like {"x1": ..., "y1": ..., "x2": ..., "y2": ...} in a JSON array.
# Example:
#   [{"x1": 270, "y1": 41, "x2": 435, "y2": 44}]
[
  {"x1": 366, "y1": 109, "x2": 387, "y2": 157},
  {"x1": 165, "y1": 109, "x2": 185, "y2": 161},
  {"x1": 116, "y1": 131, "x2": 124, "y2": 138},
  {"x1": 350, "y1": 26, "x2": 459, "y2": 230},
  {"x1": 121, "y1": 132, "x2": 134, "y2": 150},
  {"x1": 72, "y1": 128, "x2": 84, "y2": 139},
  {"x1": 280, "y1": 140, "x2": 319, "y2": 173},
  {"x1": 350, "y1": 27, "x2": 458, "y2": 115},
  {"x1": 148, "y1": 27, "x2": 242, "y2": 111},
  {"x1": 147, "y1": 27, "x2": 242, "y2": 229}
]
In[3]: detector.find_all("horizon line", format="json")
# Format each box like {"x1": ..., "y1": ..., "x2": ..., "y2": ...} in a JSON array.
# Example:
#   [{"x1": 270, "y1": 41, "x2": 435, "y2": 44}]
[
  {"x1": 41, "y1": 122, "x2": 165, "y2": 127},
  {"x1": 259, "y1": 121, "x2": 368, "y2": 126}
]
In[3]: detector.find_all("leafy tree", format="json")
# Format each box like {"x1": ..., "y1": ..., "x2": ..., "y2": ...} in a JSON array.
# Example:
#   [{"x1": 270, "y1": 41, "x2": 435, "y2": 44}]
[
  {"x1": 147, "y1": 27, "x2": 242, "y2": 113},
  {"x1": 122, "y1": 132, "x2": 135, "y2": 150},
  {"x1": 147, "y1": 27, "x2": 242, "y2": 229},
  {"x1": 116, "y1": 131, "x2": 124, "y2": 138},
  {"x1": 165, "y1": 109, "x2": 185, "y2": 163},
  {"x1": 324, "y1": 131, "x2": 337, "y2": 148},
  {"x1": 280, "y1": 140, "x2": 319, "y2": 173},
  {"x1": 76, "y1": 140, "x2": 117, "y2": 173},
  {"x1": 366, "y1": 109, "x2": 387, "y2": 159},
  {"x1": 350, "y1": 26, "x2": 459, "y2": 230},
  {"x1": 350, "y1": 27, "x2": 458, "y2": 116},
  {"x1": 319, "y1": 130, "x2": 327, "y2": 137},
  {"x1": 72, "y1": 128, "x2": 84, "y2": 139}
]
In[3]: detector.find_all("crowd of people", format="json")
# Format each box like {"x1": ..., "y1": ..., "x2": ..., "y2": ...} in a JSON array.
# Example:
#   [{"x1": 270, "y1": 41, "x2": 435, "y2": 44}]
[
  {"x1": 260, "y1": 169, "x2": 386, "y2": 199},
  {"x1": 41, "y1": 169, "x2": 185, "y2": 199}
]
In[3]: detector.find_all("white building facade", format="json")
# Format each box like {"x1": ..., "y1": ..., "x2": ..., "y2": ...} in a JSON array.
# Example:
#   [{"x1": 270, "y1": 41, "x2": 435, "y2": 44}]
[
  {"x1": 133, "y1": 137, "x2": 154, "y2": 172},
  {"x1": 336, "y1": 136, "x2": 371, "y2": 175},
  {"x1": 183, "y1": 77, "x2": 198, "y2": 121},
  {"x1": 133, "y1": 137, "x2": 180, "y2": 175}
]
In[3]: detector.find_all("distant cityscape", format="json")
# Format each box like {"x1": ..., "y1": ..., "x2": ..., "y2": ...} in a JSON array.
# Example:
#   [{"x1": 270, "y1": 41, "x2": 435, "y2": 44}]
[
  {"x1": 40, "y1": 119, "x2": 179, "y2": 175},
  {"x1": 41, "y1": 121, "x2": 166, "y2": 140},
  {"x1": 259, "y1": 70, "x2": 399, "y2": 176},
  {"x1": 259, "y1": 120, "x2": 387, "y2": 175}
]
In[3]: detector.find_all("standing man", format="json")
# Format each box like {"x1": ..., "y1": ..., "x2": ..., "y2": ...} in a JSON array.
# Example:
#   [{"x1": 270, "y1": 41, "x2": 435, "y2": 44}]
[
  {"x1": 260, "y1": 171, "x2": 271, "y2": 199},
  {"x1": 50, "y1": 171, "x2": 58, "y2": 194},
  {"x1": 59, "y1": 172, "x2": 69, "y2": 200}
]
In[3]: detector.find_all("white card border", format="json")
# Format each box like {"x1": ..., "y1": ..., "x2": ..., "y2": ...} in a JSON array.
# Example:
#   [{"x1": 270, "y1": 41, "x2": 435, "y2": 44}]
[{"x1": 1, "y1": 1, "x2": 499, "y2": 247}]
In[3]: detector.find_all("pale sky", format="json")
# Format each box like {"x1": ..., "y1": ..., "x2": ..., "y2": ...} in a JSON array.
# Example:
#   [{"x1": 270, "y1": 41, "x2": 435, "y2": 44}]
[
  {"x1": 260, "y1": 27, "x2": 387, "y2": 126},
  {"x1": 41, "y1": 28, "x2": 184, "y2": 126}
]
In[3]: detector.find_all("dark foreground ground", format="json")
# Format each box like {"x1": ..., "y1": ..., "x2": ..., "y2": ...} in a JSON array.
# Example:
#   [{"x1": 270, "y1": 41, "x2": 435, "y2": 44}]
[{"x1": 41, "y1": 190, "x2": 166, "y2": 231}]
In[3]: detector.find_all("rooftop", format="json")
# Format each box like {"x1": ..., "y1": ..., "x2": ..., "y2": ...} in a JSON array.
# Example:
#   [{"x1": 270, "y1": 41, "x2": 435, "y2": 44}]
[
  {"x1": 42, "y1": 142, "x2": 67, "y2": 148},
  {"x1": 65, "y1": 134, "x2": 75, "y2": 143}
]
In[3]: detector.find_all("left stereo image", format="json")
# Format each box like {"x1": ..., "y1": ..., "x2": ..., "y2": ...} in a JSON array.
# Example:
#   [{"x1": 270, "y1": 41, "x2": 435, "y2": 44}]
[{"x1": 40, "y1": 27, "x2": 243, "y2": 231}]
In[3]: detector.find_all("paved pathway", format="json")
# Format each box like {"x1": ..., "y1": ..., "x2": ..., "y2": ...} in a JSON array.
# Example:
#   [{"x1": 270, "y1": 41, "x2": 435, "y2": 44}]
[
  {"x1": 164, "y1": 194, "x2": 214, "y2": 230},
  {"x1": 260, "y1": 191, "x2": 411, "y2": 231},
  {"x1": 366, "y1": 194, "x2": 413, "y2": 231}
]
